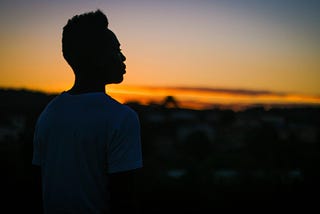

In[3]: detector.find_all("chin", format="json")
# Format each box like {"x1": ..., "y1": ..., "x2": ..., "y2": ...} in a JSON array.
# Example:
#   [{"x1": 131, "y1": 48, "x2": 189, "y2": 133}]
[
  {"x1": 114, "y1": 79, "x2": 123, "y2": 84},
  {"x1": 107, "y1": 77, "x2": 124, "y2": 84}
]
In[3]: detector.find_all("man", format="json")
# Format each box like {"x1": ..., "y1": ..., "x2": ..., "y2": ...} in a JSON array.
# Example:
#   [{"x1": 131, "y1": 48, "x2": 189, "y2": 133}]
[{"x1": 32, "y1": 10, "x2": 143, "y2": 214}]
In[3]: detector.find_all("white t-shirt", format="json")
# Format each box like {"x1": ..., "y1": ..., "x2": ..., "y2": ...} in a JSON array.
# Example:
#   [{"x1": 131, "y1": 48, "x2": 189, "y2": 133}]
[{"x1": 32, "y1": 92, "x2": 143, "y2": 214}]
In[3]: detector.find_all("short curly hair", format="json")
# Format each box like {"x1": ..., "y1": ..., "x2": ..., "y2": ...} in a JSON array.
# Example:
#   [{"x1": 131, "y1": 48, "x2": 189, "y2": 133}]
[{"x1": 62, "y1": 10, "x2": 112, "y2": 71}]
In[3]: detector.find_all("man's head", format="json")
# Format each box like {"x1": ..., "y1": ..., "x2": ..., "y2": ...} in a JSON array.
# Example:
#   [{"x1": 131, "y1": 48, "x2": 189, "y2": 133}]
[{"x1": 62, "y1": 10, "x2": 126, "y2": 84}]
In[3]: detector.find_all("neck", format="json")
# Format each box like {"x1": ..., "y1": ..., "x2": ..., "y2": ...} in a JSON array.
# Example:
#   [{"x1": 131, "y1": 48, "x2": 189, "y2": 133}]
[{"x1": 67, "y1": 76, "x2": 106, "y2": 95}]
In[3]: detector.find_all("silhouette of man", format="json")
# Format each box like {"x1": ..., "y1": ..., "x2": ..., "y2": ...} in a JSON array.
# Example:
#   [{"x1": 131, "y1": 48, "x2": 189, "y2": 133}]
[{"x1": 32, "y1": 10, "x2": 143, "y2": 214}]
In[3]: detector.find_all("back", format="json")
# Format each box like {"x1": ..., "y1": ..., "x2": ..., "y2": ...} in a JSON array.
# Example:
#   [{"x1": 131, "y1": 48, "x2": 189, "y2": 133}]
[{"x1": 32, "y1": 92, "x2": 142, "y2": 213}]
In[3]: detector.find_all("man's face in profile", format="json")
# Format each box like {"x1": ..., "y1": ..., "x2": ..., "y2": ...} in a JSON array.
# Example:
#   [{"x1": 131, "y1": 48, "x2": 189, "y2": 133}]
[{"x1": 98, "y1": 30, "x2": 126, "y2": 84}]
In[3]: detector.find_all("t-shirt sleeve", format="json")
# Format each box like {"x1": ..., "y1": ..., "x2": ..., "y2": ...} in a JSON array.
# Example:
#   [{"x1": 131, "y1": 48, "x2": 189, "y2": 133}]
[
  {"x1": 32, "y1": 121, "x2": 41, "y2": 166},
  {"x1": 107, "y1": 110, "x2": 143, "y2": 174}
]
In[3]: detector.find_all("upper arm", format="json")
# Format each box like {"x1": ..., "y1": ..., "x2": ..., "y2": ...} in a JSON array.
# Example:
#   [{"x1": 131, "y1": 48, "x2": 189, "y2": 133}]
[{"x1": 107, "y1": 110, "x2": 143, "y2": 174}]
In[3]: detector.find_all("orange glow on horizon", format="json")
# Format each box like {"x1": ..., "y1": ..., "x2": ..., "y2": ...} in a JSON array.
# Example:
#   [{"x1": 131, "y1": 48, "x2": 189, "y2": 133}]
[
  {"x1": 1, "y1": 84, "x2": 319, "y2": 110},
  {"x1": 107, "y1": 85, "x2": 320, "y2": 110}
]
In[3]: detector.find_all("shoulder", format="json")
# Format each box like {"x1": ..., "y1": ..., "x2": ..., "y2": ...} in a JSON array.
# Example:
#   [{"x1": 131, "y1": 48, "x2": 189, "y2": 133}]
[
  {"x1": 37, "y1": 94, "x2": 62, "y2": 117},
  {"x1": 40, "y1": 92, "x2": 69, "y2": 112},
  {"x1": 36, "y1": 93, "x2": 67, "y2": 121},
  {"x1": 105, "y1": 95, "x2": 139, "y2": 119}
]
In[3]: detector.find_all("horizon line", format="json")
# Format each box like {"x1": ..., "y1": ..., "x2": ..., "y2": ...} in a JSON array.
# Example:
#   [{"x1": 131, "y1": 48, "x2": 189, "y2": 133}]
[
  {"x1": 1, "y1": 84, "x2": 319, "y2": 97},
  {"x1": 1, "y1": 85, "x2": 320, "y2": 111}
]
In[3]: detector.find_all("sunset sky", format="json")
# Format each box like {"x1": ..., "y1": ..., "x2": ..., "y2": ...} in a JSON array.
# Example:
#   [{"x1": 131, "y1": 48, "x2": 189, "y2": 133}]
[{"x1": 1, "y1": 0, "x2": 319, "y2": 109}]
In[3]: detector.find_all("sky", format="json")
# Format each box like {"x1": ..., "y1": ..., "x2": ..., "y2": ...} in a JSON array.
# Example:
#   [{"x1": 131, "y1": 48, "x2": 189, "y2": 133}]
[{"x1": 1, "y1": 0, "x2": 320, "y2": 108}]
